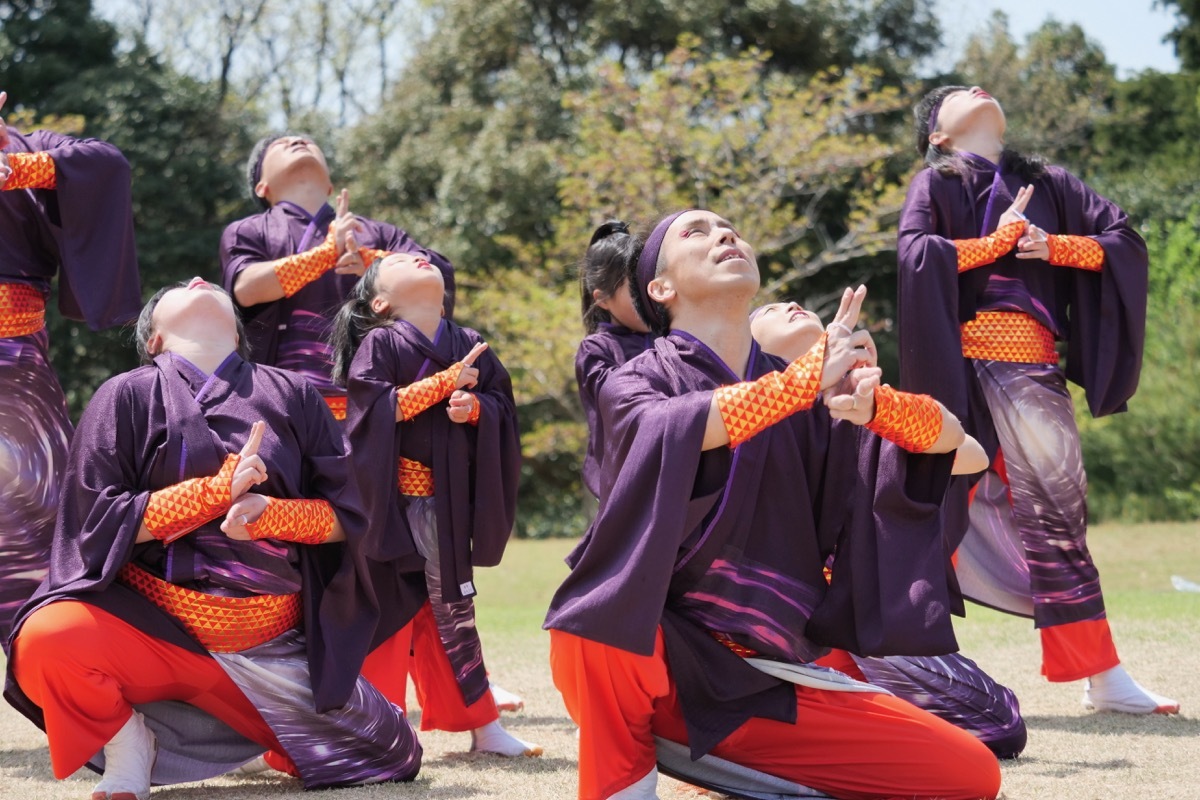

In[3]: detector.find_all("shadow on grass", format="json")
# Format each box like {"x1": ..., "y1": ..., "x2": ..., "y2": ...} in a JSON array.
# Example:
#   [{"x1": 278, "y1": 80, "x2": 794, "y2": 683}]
[
  {"x1": 153, "y1": 777, "x2": 483, "y2": 798},
  {"x1": 427, "y1": 751, "x2": 576, "y2": 774},
  {"x1": 0, "y1": 744, "x2": 64, "y2": 782},
  {"x1": 1025, "y1": 713, "x2": 1198, "y2": 737}
]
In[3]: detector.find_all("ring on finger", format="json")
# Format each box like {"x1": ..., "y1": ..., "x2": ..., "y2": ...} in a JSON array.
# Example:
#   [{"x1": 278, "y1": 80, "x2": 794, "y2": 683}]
[{"x1": 827, "y1": 322, "x2": 854, "y2": 337}]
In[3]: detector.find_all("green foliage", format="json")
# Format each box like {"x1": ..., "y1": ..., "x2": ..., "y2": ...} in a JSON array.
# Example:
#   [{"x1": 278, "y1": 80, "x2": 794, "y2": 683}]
[
  {"x1": 1078, "y1": 217, "x2": 1200, "y2": 521},
  {"x1": 1159, "y1": 0, "x2": 1200, "y2": 71}
]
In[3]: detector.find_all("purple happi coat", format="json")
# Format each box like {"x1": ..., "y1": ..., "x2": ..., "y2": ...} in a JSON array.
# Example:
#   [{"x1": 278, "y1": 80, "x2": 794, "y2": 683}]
[
  {"x1": 576, "y1": 323, "x2": 657, "y2": 499},
  {"x1": 345, "y1": 319, "x2": 521, "y2": 630},
  {"x1": 3, "y1": 353, "x2": 397, "y2": 783},
  {"x1": 897, "y1": 157, "x2": 1148, "y2": 606},
  {"x1": 898, "y1": 157, "x2": 1147, "y2": 454},
  {"x1": 219, "y1": 202, "x2": 455, "y2": 394},
  {"x1": 0, "y1": 127, "x2": 141, "y2": 646},
  {"x1": 545, "y1": 332, "x2": 956, "y2": 757}
]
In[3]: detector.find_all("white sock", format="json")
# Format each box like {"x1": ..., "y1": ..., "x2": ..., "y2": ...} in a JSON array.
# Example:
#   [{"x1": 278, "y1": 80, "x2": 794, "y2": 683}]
[
  {"x1": 1083, "y1": 664, "x2": 1180, "y2": 714},
  {"x1": 607, "y1": 767, "x2": 660, "y2": 799},
  {"x1": 489, "y1": 680, "x2": 525, "y2": 712},
  {"x1": 229, "y1": 753, "x2": 272, "y2": 776},
  {"x1": 470, "y1": 719, "x2": 543, "y2": 757},
  {"x1": 92, "y1": 710, "x2": 156, "y2": 800}
]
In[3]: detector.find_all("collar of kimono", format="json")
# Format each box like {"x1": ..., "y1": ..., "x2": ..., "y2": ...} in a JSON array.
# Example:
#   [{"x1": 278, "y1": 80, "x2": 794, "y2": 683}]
[
  {"x1": 959, "y1": 152, "x2": 1005, "y2": 238},
  {"x1": 635, "y1": 210, "x2": 692, "y2": 325}
]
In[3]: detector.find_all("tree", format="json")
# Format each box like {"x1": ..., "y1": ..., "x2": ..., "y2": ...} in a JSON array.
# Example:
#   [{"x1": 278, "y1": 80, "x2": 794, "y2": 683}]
[
  {"x1": 1159, "y1": 0, "x2": 1200, "y2": 71},
  {"x1": 955, "y1": 13, "x2": 1116, "y2": 172}
]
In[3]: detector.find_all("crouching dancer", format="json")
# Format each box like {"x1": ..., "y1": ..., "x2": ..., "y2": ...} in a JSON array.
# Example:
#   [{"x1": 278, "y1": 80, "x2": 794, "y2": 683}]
[
  {"x1": 3, "y1": 279, "x2": 421, "y2": 799},
  {"x1": 545, "y1": 209, "x2": 1001, "y2": 800}
]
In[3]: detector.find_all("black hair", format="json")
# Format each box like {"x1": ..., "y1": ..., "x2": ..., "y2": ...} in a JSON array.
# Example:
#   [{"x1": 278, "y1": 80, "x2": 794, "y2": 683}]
[
  {"x1": 329, "y1": 258, "x2": 395, "y2": 387},
  {"x1": 245, "y1": 132, "x2": 319, "y2": 209},
  {"x1": 133, "y1": 280, "x2": 249, "y2": 364},
  {"x1": 914, "y1": 86, "x2": 1047, "y2": 183},
  {"x1": 579, "y1": 220, "x2": 641, "y2": 334}
]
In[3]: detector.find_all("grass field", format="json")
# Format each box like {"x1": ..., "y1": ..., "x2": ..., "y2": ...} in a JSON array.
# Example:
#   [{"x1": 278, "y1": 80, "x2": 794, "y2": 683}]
[{"x1": 1, "y1": 521, "x2": 1197, "y2": 799}]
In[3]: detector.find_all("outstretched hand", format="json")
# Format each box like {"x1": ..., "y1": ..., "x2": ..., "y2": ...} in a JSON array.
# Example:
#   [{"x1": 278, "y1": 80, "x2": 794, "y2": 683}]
[
  {"x1": 998, "y1": 185, "x2": 1034, "y2": 230},
  {"x1": 820, "y1": 286, "x2": 877, "y2": 391},
  {"x1": 230, "y1": 421, "x2": 268, "y2": 500},
  {"x1": 456, "y1": 342, "x2": 489, "y2": 389}
]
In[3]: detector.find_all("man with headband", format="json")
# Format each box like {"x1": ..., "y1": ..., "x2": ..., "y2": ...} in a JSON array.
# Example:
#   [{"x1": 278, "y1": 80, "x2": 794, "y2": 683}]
[{"x1": 545, "y1": 209, "x2": 1002, "y2": 800}]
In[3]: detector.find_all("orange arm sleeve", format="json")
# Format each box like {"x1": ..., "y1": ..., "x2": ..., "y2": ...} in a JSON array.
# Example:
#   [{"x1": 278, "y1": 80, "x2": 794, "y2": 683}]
[{"x1": 713, "y1": 332, "x2": 826, "y2": 448}]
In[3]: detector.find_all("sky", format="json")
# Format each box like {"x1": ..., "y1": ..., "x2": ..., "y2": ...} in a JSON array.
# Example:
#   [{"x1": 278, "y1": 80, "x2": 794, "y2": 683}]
[{"x1": 935, "y1": 0, "x2": 1182, "y2": 76}]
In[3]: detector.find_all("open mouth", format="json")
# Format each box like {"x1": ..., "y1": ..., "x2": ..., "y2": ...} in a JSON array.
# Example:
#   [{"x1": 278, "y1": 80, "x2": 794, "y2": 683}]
[{"x1": 717, "y1": 248, "x2": 745, "y2": 264}]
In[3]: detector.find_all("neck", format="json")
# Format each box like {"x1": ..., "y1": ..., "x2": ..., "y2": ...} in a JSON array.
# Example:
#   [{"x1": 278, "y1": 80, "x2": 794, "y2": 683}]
[
  {"x1": 401, "y1": 306, "x2": 443, "y2": 342},
  {"x1": 271, "y1": 178, "x2": 332, "y2": 217},
  {"x1": 951, "y1": 132, "x2": 1003, "y2": 166},
  {"x1": 671, "y1": 303, "x2": 754, "y2": 378},
  {"x1": 161, "y1": 336, "x2": 237, "y2": 375}
]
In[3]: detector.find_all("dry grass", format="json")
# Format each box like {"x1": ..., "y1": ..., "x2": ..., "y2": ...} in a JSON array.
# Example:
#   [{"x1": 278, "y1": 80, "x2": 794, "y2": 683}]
[{"x1": 1, "y1": 522, "x2": 1196, "y2": 799}]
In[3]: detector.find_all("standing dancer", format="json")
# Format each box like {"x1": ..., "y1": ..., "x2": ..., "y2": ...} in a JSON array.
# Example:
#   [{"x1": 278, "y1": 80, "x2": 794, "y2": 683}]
[
  {"x1": 898, "y1": 85, "x2": 1178, "y2": 714},
  {"x1": 333, "y1": 253, "x2": 540, "y2": 757},
  {"x1": 4, "y1": 279, "x2": 422, "y2": 799},
  {"x1": 0, "y1": 90, "x2": 141, "y2": 648},
  {"x1": 546, "y1": 208, "x2": 1000, "y2": 800}
]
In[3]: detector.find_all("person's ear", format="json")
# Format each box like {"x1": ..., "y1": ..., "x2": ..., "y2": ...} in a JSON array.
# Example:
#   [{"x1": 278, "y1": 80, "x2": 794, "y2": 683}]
[
  {"x1": 370, "y1": 295, "x2": 390, "y2": 316},
  {"x1": 928, "y1": 131, "x2": 949, "y2": 149},
  {"x1": 647, "y1": 276, "x2": 674, "y2": 305},
  {"x1": 254, "y1": 180, "x2": 269, "y2": 201},
  {"x1": 146, "y1": 332, "x2": 164, "y2": 357}
]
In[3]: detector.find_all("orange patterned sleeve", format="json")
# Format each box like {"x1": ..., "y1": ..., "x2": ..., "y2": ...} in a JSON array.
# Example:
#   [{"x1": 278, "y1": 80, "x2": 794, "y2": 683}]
[
  {"x1": 245, "y1": 498, "x2": 336, "y2": 545},
  {"x1": 3, "y1": 151, "x2": 57, "y2": 190},
  {"x1": 272, "y1": 230, "x2": 339, "y2": 297},
  {"x1": 955, "y1": 220, "x2": 1024, "y2": 273},
  {"x1": 465, "y1": 393, "x2": 481, "y2": 425},
  {"x1": 397, "y1": 363, "x2": 465, "y2": 420},
  {"x1": 358, "y1": 246, "x2": 390, "y2": 269},
  {"x1": 714, "y1": 332, "x2": 827, "y2": 448},
  {"x1": 865, "y1": 385, "x2": 944, "y2": 453},
  {"x1": 1046, "y1": 235, "x2": 1104, "y2": 272},
  {"x1": 142, "y1": 454, "x2": 239, "y2": 544}
]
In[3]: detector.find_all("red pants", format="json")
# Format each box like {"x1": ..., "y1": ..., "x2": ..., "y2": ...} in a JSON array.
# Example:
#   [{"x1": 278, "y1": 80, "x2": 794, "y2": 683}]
[
  {"x1": 1040, "y1": 618, "x2": 1119, "y2": 682},
  {"x1": 550, "y1": 629, "x2": 1000, "y2": 800},
  {"x1": 10, "y1": 601, "x2": 289, "y2": 779},
  {"x1": 362, "y1": 601, "x2": 498, "y2": 732}
]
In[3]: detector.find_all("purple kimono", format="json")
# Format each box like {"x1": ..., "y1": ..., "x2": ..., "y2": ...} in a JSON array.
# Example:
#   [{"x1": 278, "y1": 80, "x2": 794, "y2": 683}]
[
  {"x1": 576, "y1": 323, "x2": 657, "y2": 498},
  {"x1": 898, "y1": 156, "x2": 1148, "y2": 626},
  {"x1": 219, "y1": 202, "x2": 455, "y2": 395},
  {"x1": 4, "y1": 353, "x2": 420, "y2": 788},
  {"x1": 545, "y1": 332, "x2": 956, "y2": 757},
  {"x1": 345, "y1": 320, "x2": 521, "y2": 703},
  {"x1": 0, "y1": 127, "x2": 141, "y2": 647}
]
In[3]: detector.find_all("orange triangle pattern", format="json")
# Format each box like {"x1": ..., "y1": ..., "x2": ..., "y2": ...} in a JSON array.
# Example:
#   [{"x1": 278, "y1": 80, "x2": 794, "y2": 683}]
[
  {"x1": 398, "y1": 457, "x2": 435, "y2": 497},
  {"x1": 323, "y1": 395, "x2": 348, "y2": 421},
  {"x1": 956, "y1": 220, "x2": 1023, "y2": 273},
  {"x1": 960, "y1": 311, "x2": 1057, "y2": 365},
  {"x1": 0, "y1": 282, "x2": 46, "y2": 338},
  {"x1": 397, "y1": 363, "x2": 462, "y2": 420},
  {"x1": 143, "y1": 453, "x2": 238, "y2": 544},
  {"x1": 245, "y1": 497, "x2": 335, "y2": 545},
  {"x1": 865, "y1": 385, "x2": 943, "y2": 453},
  {"x1": 4, "y1": 151, "x2": 57, "y2": 190},
  {"x1": 715, "y1": 332, "x2": 825, "y2": 448},
  {"x1": 273, "y1": 230, "x2": 338, "y2": 297},
  {"x1": 118, "y1": 564, "x2": 301, "y2": 653},
  {"x1": 1048, "y1": 234, "x2": 1104, "y2": 271}
]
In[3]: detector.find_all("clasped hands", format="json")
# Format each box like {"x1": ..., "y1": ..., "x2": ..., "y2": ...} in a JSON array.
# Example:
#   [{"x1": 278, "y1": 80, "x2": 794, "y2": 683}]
[
  {"x1": 998, "y1": 185, "x2": 1050, "y2": 262},
  {"x1": 220, "y1": 420, "x2": 271, "y2": 540}
]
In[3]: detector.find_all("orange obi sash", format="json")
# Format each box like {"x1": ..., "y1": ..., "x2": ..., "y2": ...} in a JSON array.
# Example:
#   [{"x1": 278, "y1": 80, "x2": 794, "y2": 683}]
[
  {"x1": 118, "y1": 563, "x2": 302, "y2": 653},
  {"x1": 960, "y1": 311, "x2": 1057, "y2": 364},
  {"x1": 397, "y1": 457, "x2": 434, "y2": 497},
  {"x1": 0, "y1": 282, "x2": 46, "y2": 338},
  {"x1": 323, "y1": 394, "x2": 348, "y2": 421}
]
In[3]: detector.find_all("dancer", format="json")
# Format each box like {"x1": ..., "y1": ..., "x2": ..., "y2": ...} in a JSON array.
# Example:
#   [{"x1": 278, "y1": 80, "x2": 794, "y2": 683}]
[
  {"x1": 4, "y1": 279, "x2": 422, "y2": 799},
  {"x1": 575, "y1": 220, "x2": 655, "y2": 498},
  {"x1": 751, "y1": 299, "x2": 1026, "y2": 759},
  {"x1": 0, "y1": 90, "x2": 141, "y2": 648},
  {"x1": 333, "y1": 253, "x2": 540, "y2": 757},
  {"x1": 899, "y1": 85, "x2": 1177, "y2": 714},
  {"x1": 546, "y1": 208, "x2": 1001, "y2": 800}
]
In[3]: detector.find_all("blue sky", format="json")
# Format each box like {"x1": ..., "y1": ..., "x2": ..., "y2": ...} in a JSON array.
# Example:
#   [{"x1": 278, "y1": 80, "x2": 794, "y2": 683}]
[{"x1": 935, "y1": 0, "x2": 1181, "y2": 75}]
